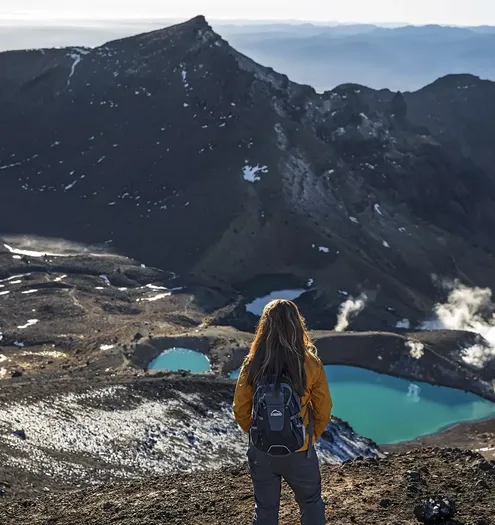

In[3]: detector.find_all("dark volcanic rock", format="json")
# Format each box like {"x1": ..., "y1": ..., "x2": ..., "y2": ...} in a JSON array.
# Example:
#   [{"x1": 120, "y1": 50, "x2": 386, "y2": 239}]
[
  {"x1": 12, "y1": 429, "x2": 26, "y2": 441},
  {"x1": 1, "y1": 17, "x2": 495, "y2": 329},
  {"x1": 414, "y1": 496, "x2": 456, "y2": 523}
]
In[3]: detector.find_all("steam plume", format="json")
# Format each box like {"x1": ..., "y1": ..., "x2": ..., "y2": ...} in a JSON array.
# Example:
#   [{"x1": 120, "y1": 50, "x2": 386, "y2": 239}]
[
  {"x1": 406, "y1": 340, "x2": 424, "y2": 360},
  {"x1": 334, "y1": 293, "x2": 368, "y2": 332},
  {"x1": 421, "y1": 280, "x2": 495, "y2": 368}
]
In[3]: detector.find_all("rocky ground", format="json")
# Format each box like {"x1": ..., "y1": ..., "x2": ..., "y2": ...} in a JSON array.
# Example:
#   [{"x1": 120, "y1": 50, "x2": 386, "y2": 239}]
[
  {"x1": 2, "y1": 239, "x2": 494, "y2": 402},
  {"x1": 0, "y1": 239, "x2": 232, "y2": 379},
  {"x1": 0, "y1": 373, "x2": 380, "y2": 500},
  {"x1": 0, "y1": 448, "x2": 494, "y2": 525}
]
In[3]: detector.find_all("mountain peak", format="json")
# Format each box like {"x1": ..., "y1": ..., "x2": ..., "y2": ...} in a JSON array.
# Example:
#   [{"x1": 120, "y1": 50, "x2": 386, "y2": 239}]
[
  {"x1": 105, "y1": 15, "x2": 219, "y2": 52},
  {"x1": 182, "y1": 14, "x2": 209, "y2": 28}
]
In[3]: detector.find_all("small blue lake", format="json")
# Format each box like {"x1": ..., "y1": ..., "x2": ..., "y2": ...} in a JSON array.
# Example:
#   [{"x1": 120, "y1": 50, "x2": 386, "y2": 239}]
[
  {"x1": 230, "y1": 365, "x2": 495, "y2": 444},
  {"x1": 149, "y1": 348, "x2": 211, "y2": 373}
]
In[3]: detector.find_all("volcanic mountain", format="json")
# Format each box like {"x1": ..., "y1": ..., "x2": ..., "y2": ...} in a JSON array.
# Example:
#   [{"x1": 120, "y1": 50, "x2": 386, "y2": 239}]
[
  {"x1": 1, "y1": 17, "x2": 495, "y2": 517},
  {"x1": 2, "y1": 15, "x2": 495, "y2": 330}
]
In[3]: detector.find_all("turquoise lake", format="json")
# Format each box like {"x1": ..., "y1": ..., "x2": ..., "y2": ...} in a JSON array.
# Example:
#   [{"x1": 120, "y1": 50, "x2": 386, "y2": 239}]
[
  {"x1": 149, "y1": 348, "x2": 211, "y2": 373},
  {"x1": 230, "y1": 365, "x2": 495, "y2": 444}
]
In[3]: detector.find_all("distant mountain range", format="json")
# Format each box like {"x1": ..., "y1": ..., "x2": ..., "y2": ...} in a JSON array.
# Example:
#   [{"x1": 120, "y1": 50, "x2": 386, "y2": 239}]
[
  {"x1": 219, "y1": 23, "x2": 495, "y2": 91},
  {"x1": 2, "y1": 16, "x2": 495, "y2": 330},
  {"x1": 1, "y1": 20, "x2": 494, "y2": 91}
]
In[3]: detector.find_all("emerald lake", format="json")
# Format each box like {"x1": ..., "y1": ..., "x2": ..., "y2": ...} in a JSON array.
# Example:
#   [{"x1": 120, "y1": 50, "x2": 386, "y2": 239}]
[
  {"x1": 149, "y1": 348, "x2": 211, "y2": 373},
  {"x1": 231, "y1": 365, "x2": 495, "y2": 444}
]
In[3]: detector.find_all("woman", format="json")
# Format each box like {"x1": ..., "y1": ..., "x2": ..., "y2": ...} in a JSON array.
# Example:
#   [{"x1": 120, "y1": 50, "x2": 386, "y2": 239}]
[{"x1": 233, "y1": 299, "x2": 332, "y2": 525}]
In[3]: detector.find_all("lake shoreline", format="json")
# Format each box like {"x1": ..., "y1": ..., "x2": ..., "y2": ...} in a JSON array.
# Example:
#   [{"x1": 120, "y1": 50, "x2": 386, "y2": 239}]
[
  {"x1": 133, "y1": 326, "x2": 495, "y2": 402},
  {"x1": 382, "y1": 416, "x2": 495, "y2": 461}
]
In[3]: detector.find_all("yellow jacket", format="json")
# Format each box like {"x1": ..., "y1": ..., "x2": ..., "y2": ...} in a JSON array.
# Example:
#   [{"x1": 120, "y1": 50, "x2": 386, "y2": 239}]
[{"x1": 233, "y1": 352, "x2": 332, "y2": 451}]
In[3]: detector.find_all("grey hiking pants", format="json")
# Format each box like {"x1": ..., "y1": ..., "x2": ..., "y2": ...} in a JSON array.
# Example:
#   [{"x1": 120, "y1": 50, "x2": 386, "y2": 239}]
[{"x1": 247, "y1": 446, "x2": 326, "y2": 525}]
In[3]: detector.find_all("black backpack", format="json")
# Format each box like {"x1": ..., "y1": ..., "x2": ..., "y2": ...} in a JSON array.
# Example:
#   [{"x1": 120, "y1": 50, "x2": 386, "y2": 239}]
[{"x1": 249, "y1": 377, "x2": 313, "y2": 456}]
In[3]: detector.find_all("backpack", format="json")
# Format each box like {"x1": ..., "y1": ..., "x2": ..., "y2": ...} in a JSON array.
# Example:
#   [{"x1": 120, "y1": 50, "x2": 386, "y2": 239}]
[{"x1": 249, "y1": 377, "x2": 313, "y2": 456}]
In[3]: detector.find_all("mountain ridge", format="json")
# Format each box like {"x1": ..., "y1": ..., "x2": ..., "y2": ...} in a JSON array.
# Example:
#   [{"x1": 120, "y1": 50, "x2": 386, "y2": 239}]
[{"x1": 1, "y1": 16, "x2": 495, "y2": 331}]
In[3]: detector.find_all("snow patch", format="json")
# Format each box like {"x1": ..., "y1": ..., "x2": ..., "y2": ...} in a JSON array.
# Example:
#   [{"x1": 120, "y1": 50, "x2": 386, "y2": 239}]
[
  {"x1": 0, "y1": 274, "x2": 31, "y2": 283},
  {"x1": 242, "y1": 164, "x2": 268, "y2": 183},
  {"x1": 145, "y1": 284, "x2": 169, "y2": 291},
  {"x1": 64, "y1": 180, "x2": 77, "y2": 191},
  {"x1": 0, "y1": 162, "x2": 22, "y2": 171},
  {"x1": 3, "y1": 244, "x2": 70, "y2": 258},
  {"x1": 66, "y1": 51, "x2": 84, "y2": 87},
  {"x1": 137, "y1": 293, "x2": 172, "y2": 302},
  {"x1": 246, "y1": 289, "x2": 306, "y2": 316},
  {"x1": 17, "y1": 319, "x2": 39, "y2": 330}
]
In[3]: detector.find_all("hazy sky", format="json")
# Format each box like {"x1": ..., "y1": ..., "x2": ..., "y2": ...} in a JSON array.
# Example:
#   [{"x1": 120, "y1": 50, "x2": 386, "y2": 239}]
[{"x1": 1, "y1": 0, "x2": 494, "y2": 26}]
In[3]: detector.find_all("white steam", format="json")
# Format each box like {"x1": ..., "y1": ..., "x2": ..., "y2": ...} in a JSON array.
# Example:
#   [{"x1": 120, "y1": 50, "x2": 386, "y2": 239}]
[
  {"x1": 422, "y1": 281, "x2": 495, "y2": 368},
  {"x1": 406, "y1": 340, "x2": 425, "y2": 360},
  {"x1": 461, "y1": 344, "x2": 495, "y2": 369},
  {"x1": 334, "y1": 293, "x2": 368, "y2": 332}
]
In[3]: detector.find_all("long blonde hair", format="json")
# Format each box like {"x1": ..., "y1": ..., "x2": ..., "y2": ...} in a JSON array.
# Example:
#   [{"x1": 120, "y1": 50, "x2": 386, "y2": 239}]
[{"x1": 246, "y1": 299, "x2": 315, "y2": 395}]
